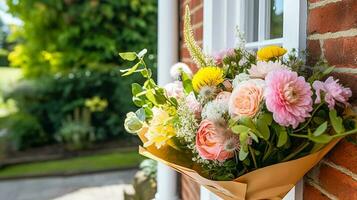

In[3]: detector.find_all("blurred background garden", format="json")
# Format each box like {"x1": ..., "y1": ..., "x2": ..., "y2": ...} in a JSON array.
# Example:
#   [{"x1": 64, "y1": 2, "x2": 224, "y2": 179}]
[{"x1": 0, "y1": 0, "x2": 157, "y2": 199}]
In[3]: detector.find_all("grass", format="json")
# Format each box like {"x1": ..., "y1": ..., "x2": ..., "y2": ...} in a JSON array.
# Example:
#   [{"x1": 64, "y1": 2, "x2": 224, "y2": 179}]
[{"x1": 0, "y1": 150, "x2": 144, "y2": 179}]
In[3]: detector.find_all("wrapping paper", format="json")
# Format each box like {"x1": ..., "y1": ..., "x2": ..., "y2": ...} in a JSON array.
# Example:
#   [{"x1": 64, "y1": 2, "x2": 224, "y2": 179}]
[{"x1": 138, "y1": 130, "x2": 340, "y2": 200}]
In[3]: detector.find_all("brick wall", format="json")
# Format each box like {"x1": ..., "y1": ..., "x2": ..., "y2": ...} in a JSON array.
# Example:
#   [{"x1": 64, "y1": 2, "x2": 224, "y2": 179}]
[
  {"x1": 304, "y1": 0, "x2": 357, "y2": 199},
  {"x1": 178, "y1": 0, "x2": 357, "y2": 199},
  {"x1": 179, "y1": 0, "x2": 203, "y2": 199}
]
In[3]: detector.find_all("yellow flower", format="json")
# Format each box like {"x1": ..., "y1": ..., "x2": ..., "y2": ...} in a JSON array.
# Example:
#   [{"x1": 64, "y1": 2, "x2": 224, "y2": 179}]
[
  {"x1": 257, "y1": 45, "x2": 287, "y2": 61},
  {"x1": 85, "y1": 96, "x2": 108, "y2": 112},
  {"x1": 192, "y1": 66, "x2": 224, "y2": 92},
  {"x1": 144, "y1": 107, "x2": 176, "y2": 149}
]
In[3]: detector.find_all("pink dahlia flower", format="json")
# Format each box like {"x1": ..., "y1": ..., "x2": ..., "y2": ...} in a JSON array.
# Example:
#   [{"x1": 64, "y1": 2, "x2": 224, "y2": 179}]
[
  {"x1": 313, "y1": 76, "x2": 352, "y2": 109},
  {"x1": 196, "y1": 119, "x2": 238, "y2": 161},
  {"x1": 265, "y1": 69, "x2": 313, "y2": 128},
  {"x1": 213, "y1": 48, "x2": 235, "y2": 65}
]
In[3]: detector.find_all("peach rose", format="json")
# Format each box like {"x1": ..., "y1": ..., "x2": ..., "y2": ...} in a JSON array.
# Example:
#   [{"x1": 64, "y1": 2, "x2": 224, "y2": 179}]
[
  {"x1": 196, "y1": 119, "x2": 237, "y2": 161},
  {"x1": 229, "y1": 80, "x2": 265, "y2": 118}
]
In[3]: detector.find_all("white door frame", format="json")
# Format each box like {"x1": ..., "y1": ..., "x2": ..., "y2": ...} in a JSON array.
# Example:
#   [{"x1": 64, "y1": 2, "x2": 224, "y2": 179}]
[{"x1": 156, "y1": 0, "x2": 180, "y2": 199}]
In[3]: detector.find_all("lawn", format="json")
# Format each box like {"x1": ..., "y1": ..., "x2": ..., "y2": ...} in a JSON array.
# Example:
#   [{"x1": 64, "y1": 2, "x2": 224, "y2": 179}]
[{"x1": 0, "y1": 150, "x2": 144, "y2": 179}]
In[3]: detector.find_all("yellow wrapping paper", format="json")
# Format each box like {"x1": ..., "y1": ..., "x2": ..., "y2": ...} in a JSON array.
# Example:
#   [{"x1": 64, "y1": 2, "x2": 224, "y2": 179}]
[{"x1": 138, "y1": 129, "x2": 341, "y2": 200}]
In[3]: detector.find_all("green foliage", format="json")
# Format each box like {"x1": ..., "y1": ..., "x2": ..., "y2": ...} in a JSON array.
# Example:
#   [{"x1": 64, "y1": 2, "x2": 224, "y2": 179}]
[
  {"x1": 6, "y1": 0, "x2": 157, "y2": 77},
  {"x1": 56, "y1": 108, "x2": 95, "y2": 150},
  {"x1": 4, "y1": 67, "x2": 139, "y2": 144},
  {"x1": 3, "y1": 112, "x2": 47, "y2": 150},
  {"x1": 119, "y1": 51, "x2": 176, "y2": 120}
]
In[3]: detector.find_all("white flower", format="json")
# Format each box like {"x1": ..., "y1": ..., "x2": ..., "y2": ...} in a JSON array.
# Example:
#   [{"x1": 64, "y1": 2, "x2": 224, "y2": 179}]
[
  {"x1": 201, "y1": 100, "x2": 228, "y2": 122},
  {"x1": 170, "y1": 62, "x2": 192, "y2": 80},
  {"x1": 248, "y1": 61, "x2": 288, "y2": 79},
  {"x1": 164, "y1": 81, "x2": 184, "y2": 98},
  {"x1": 232, "y1": 73, "x2": 250, "y2": 88}
]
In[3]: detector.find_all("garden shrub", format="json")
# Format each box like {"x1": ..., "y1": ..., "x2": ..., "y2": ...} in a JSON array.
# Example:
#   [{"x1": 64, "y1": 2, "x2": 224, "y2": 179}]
[
  {"x1": 5, "y1": 67, "x2": 143, "y2": 145},
  {"x1": 6, "y1": 0, "x2": 157, "y2": 77},
  {"x1": 3, "y1": 112, "x2": 47, "y2": 151}
]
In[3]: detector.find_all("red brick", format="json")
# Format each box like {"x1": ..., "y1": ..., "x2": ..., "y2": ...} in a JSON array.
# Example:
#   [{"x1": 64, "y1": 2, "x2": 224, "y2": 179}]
[
  {"x1": 181, "y1": 47, "x2": 191, "y2": 60},
  {"x1": 191, "y1": 6, "x2": 203, "y2": 25},
  {"x1": 308, "y1": 0, "x2": 357, "y2": 34},
  {"x1": 304, "y1": 183, "x2": 330, "y2": 200},
  {"x1": 323, "y1": 36, "x2": 357, "y2": 68},
  {"x1": 307, "y1": 40, "x2": 322, "y2": 65},
  {"x1": 181, "y1": 174, "x2": 200, "y2": 200},
  {"x1": 193, "y1": 26, "x2": 203, "y2": 41},
  {"x1": 331, "y1": 73, "x2": 357, "y2": 105},
  {"x1": 327, "y1": 139, "x2": 357, "y2": 174},
  {"x1": 319, "y1": 164, "x2": 357, "y2": 200}
]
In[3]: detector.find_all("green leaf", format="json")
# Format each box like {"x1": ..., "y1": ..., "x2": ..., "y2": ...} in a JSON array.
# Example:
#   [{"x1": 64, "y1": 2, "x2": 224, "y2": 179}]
[
  {"x1": 256, "y1": 117, "x2": 270, "y2": 140},
  {"x1": 131, "y1": 83, "x2": 143, "y2": 96},
  {"x1": 145, "y1": 89, "x2": 157, "y2": 105},
  {"x1": 239, "y1": 149, "x2": 249, "y2": 161},
  {"x1": 119, "y1": 52, "x2": 137, "y2": 61},
  {"x1": 135, "y1": 108, "x2": 146, "y2": 121},
  {"x1": 154, "y1": 88, "x2": 167, "y2": 105},
  {"x1": 181, "y1": 72, "x2": 193, "y2": 94},
  {"x1": 313, "y1": 121, "x2": 328, "y2": 136},
  {"x1": 322, "y1": 66, "x2": 334, "y2": 76},
  {"x1": 132, "y1": 96, "x2": 145, "y2": 107},
  {"x1": 309, "y1": 134, "x2": 333, "y2": 144},
  {"x1": 137, "y1": 49, "x2": 147, "y2": 59},
  {"x1": 329, "y1": 109, "x2": 345, "y2": 134},
  {"x1": 275, "y1": 126, "x2": 288, "y2": 147},
  {"x1": 260, "y1": 113, "x2": 273, "y2": 125},
  {"x1": 140, "y1": 68, "x2": 152, "y2": 78},
  {"x1": 249, "y1": 132, "x2": 259, "y2": 143},
  {"x1": 239, "y1": 117, "x2": 256, "y2": 130},
  {"x1": 231, "y1": 125, "x2": 250, "y2": 134},
  {"x1": 122, "y1": 62, "x2": 140, "y2": 76}
]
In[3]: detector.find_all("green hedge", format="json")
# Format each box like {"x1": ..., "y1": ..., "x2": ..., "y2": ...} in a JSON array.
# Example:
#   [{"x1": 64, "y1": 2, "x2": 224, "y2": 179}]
[{"x1": 6, "y1": 0, "x2": 157, "y2": 77}]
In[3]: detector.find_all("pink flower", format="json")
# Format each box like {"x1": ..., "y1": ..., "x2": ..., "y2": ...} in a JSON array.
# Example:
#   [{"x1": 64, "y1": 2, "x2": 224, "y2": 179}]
[
  {"x1": 186, "y1": 92, "x2": 202, "y2": 117},
  {"x1": 213, "y1": 48, "x2": 235, "y2": 65},
  {"x1": 229, "y1": 79, "x2": 265, "y2": 118},
  {"x1": 248, "y1": 61, "x2": 288, "y2": 79},
  {"x1": 196, "y1": 120, "x2": 238, "y2": 161},
  {"x1": 164, "y1": 81, "x2": 184, "y2": 98},
  {"x1": 265, "y1": 69, "x2": 313, "y2": 128},
  {"x1": 313, "y1": 76, "x2": 352, "y2": 109}
]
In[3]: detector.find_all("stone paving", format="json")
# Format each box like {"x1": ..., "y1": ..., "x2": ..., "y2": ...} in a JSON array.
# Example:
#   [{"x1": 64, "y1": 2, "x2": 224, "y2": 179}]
[{"x1": 0, "y1": 169, "x2": 137, "y2": 200}]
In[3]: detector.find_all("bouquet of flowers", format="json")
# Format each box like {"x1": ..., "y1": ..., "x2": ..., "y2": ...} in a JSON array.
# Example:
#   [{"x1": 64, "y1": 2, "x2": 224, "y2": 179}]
[{"x1": 121, "y1": 7, "x2": 357, "y2": 200}]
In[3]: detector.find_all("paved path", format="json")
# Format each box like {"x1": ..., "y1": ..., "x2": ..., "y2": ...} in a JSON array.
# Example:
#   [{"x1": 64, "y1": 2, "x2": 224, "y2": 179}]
[{"x1": 0, "y1": 169, "x2": 137, "y2": 200}]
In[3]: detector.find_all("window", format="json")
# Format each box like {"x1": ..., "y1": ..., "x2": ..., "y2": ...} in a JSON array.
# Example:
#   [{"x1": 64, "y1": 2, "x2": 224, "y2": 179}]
[
  {"x1": 202, "y1": 0, "x2": 307, "y2": 200},
  {"x1": 204, "y1": 0, "x2": 307, "y2": 53}
]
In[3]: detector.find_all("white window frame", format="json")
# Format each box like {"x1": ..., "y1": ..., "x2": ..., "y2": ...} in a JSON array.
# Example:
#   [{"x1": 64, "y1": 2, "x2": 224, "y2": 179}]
[{"x1": 202, "y1": 0, "x2": 307, "y2": 200}]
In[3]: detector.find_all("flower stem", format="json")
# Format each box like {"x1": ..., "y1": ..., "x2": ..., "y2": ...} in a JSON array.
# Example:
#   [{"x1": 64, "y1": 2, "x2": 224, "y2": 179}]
[
  {"x1": 249, "y1": 146, "x2": 258, "y2": 169},
  {"x1": 293, "y1": 103, "x2": 324, "y2": 133},
  {"x1": 333, "y1": 128, "x2": 357, "y2": 138},
  {"x1": 282, "y1": 141, "x2": 310, "y2": 162},
  {"x1": 289, "y1": 133, "x2": 309, "y2": 138}
]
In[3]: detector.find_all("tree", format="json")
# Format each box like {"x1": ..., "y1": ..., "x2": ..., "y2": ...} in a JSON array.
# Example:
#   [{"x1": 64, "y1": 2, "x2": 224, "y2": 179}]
[{"x1": 6, "y1": 0, "x2": 157, "y2": 77}]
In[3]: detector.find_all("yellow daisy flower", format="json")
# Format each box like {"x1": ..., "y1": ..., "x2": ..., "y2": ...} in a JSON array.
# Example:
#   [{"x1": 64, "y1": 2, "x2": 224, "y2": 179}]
[
  {"x1": 257, "y1": 45, "x2": 287, "y2": 61},
  {"x1": 192, "y1": 66, "x2": 224, "y2": 92}
]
